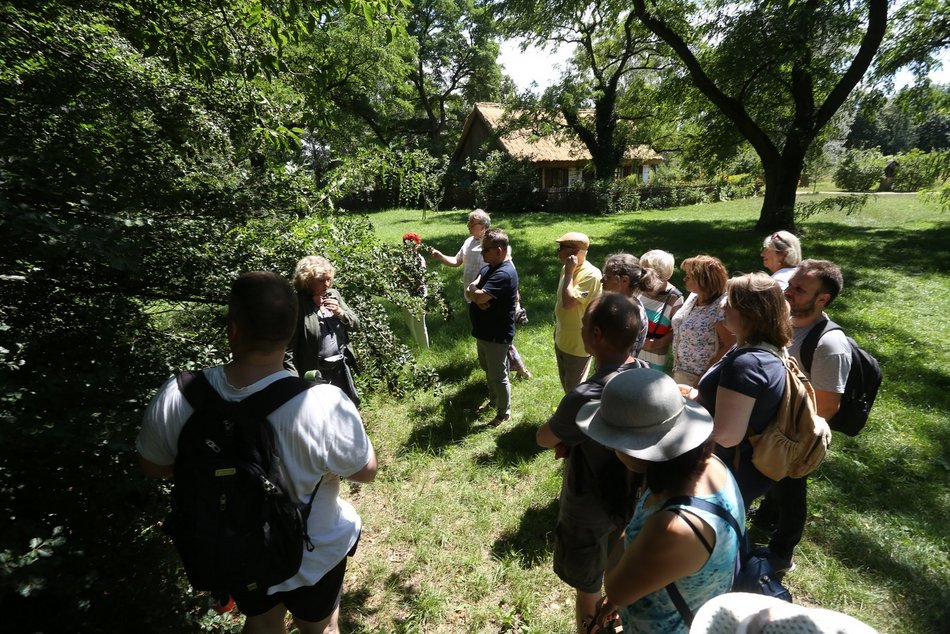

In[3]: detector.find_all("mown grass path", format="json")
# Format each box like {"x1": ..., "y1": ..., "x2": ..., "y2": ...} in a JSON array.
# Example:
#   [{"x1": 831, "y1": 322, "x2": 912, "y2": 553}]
[{"x1": 338, "y1": 195, "x2": 948, "y2": 633}]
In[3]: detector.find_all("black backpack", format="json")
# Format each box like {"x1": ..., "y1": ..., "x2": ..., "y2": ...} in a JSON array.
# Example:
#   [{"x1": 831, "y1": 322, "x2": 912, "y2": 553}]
[
  {"x1": 801, "y1": 319, "x2": 882, "y2": 436},
  {"x1": 164, "y1": 371, "x2": 321, "y2": 593}
]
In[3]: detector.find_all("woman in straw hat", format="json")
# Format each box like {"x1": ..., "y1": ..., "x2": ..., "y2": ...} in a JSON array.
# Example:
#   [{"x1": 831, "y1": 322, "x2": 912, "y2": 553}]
[{"x1": 578, "y1": 368, "x2": 743, "y2": 633}]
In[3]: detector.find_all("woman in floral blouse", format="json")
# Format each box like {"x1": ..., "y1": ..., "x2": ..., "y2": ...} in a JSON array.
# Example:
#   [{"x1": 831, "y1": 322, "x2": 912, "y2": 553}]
[{"x1": 670, "y1": 255, "x2": 736, "y2": 387}]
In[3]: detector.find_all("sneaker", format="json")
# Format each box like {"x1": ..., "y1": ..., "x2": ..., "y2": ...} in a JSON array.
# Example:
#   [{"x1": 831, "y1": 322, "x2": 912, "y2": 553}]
[
  {"x1": 768, "y1": 553, "x2": 796, "y2": 578},
  {"x1": 485, "y1": 413, "x2": 511, "y2": 428}
]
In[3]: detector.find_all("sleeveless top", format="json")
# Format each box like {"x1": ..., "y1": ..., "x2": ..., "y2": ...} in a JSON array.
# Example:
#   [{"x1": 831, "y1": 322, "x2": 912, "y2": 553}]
[{"x1": 618, "y1": 460, "x2": 744, "y2": 633}]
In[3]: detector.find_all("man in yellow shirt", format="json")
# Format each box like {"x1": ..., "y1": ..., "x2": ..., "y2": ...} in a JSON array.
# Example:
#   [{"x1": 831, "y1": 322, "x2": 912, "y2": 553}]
[{"x1": 554, "y1": 232, "x2": 603, "y2": 393}]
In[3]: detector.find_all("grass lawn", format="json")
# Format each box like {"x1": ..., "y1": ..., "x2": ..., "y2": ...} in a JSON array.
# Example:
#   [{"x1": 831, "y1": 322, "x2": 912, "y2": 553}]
[{"x1": 336, "y1": 194, "x2": 949, "y2": 633}]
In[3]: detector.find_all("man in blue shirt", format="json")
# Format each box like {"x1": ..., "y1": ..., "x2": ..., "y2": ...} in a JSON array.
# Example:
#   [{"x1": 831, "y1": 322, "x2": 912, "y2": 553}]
[{"x1": 466, "y1": 228, "x2": 519, "y2": 426}]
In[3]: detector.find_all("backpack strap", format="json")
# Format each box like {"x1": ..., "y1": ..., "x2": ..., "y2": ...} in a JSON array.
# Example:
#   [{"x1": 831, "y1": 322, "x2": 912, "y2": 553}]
[
  {"x1": 175, "y1": 370, "x2": 323, "y2": 520},
  {"x1": 665, "y1": 582, "x2": 695, "y2": 628},
  {"x1": 239, "y1": 375, "x2": 316, "y2": 419},
  {"x1": 662, "y1": 496, "x2": 745, "y2": 543},
  {"x1": 660, "y1": 495, "x2": 745, "y2": 628},
  {"x1": 667, "y1": 508, "x2": 714, "y2": 553},
  {"x1": 800, "y1": 318, "x2": 843, "y2": 374},
  {"x1": 177, "y1": 370, "x2": 318, "y2": 417},
  {"x1": 177, "y1": 370, "x2": 219, "y2": 411}
]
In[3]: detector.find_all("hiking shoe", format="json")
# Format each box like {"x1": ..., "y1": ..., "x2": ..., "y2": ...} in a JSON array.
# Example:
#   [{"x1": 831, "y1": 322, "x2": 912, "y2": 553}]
[{"x1": 485, "y1": 414, "x2": 511, "y2": 428}]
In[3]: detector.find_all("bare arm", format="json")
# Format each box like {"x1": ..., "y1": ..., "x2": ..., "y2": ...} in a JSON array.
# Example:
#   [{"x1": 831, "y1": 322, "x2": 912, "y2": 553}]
[
  {"x1": 430, "y1": 247, "x2": 463, "y2": 267},
  {"x1": 326, "y1": 290, "x2": 359, "y2": 330},
  {"x1": 346, "y1": 446, "x2": 378, "y2": 483},
  {"x1": 710, "y1": 387, "x2": 757, "y2": 447},
  {"x1": 603, "y1": 509, "x2": 713, "y2": 609},
  {"x1": 709, "y1": 320, "x2": 736, "y2": 368},
  {"x1": 465, "y1": 276, "x2": 493, "y2": 307},
  {"x1": 139, "y1": 454, "x2": 173, "y2": 480},
  {"x1": 560, "y1": 259, "x2": 580, "y2": 310},
  {"x1": 814, "y1": 389, "x2": 842, "y2": 420},
  {"x1": 536, "y1": 422, "x2": 561, "y2": 448}
]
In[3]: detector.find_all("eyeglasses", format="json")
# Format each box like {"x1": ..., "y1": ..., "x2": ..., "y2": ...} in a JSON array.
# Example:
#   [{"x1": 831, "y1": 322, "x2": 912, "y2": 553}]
[{"x1": 556, "y1": 245, "x2": 578, "y2": 253}]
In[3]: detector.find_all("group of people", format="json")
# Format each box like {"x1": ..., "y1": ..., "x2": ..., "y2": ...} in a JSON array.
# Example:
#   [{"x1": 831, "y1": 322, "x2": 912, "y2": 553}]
[
  {"x1": 135, "y1": 208, "x2": 865, "y2": 633},
  {"x1": 531, "y1": 227, "x2": 857, "y2": 633}
]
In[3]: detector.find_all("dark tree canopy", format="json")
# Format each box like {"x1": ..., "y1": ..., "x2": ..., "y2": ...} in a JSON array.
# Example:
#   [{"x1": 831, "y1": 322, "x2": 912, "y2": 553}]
[
  {"x1": 0, "y1": 1, "x2": 447, "y2": 631},
  {"x1": 631, "y1": 0, "x2": 889, "y2": 231}
]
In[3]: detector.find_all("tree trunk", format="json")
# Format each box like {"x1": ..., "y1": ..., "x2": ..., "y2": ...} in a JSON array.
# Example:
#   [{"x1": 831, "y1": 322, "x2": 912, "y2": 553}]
[
  {"x1": 757, "y1": 157, "x2": 802, "y2": 233},
  {"x1": 592, "y1": 147, "x2": 622, "y2": 180}
]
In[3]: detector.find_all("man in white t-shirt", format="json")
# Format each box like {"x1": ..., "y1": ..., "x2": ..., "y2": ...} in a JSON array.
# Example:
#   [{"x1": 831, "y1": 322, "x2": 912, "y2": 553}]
[
  {"x1": 429, "y1": 208, "x2": 491, "y2": 300},
  {"x1": 137, "y1": 272, "x2": 377, "y2": 634},
  {"x1": 756, "y1": 259, "x2": 851, "y2": 575}
]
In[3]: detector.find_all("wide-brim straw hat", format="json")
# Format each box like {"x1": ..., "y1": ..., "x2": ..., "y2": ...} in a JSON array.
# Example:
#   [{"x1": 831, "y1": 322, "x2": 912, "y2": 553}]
[
  {"x1": 690, "y1": 592, "x2": 879, "y2": 634},
  {"x1": 576, "y1": 368, "x2": 713, "y2": 462}
]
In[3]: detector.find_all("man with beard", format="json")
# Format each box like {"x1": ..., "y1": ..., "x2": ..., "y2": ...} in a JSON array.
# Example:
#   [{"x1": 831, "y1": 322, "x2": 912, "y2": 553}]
[{"x1": 755, "y1": 259, "x2": 851, "y2": 576}]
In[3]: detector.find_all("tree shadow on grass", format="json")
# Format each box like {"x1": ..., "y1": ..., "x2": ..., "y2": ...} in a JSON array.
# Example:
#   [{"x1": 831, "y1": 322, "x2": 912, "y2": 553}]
[
  {"x1": 339, "y1": 586, "x2": 376, "y2": 632},
  {"x1": 813, "y1": 522, "x2": 950, "y2": 632},
  {"x1": 817, "y1": 407, "x2": 950, "y2": 560},
  {"x1": 473, "y1": 420, "x2": 546, "y2": 468},
  {"x1": 490, "y1": 497, "x2": 558, "y2": 569},
  {"x1": 401, "y1": 380, "x2": 486, "y2": 454},
  {"x1": 800, "y1": 220, "x2": 950, "y2": 277},
  {"x1": 433, "y1": 354, "x2": 480, "y2": 384}
]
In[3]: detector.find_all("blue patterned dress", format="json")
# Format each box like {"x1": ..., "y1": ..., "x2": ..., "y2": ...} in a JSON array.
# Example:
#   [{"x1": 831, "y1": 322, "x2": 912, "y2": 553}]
[{"x1": 617, "y1": 462, "x2": 744, "y2": 633}]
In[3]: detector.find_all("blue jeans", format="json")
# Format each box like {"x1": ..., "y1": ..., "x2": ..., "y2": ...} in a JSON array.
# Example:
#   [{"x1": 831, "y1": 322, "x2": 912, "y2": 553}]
[{"x1": 477, "y1": 338, "x2": 511, "y2": 418}]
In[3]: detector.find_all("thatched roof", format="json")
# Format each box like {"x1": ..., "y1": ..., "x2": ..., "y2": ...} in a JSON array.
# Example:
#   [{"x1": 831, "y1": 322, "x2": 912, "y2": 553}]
[{"x1": 457, "y1": 102, "x2": 663, "y2": 164}]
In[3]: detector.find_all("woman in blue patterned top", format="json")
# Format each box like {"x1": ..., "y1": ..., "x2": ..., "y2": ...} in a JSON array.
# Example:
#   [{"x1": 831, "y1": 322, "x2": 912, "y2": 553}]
[{"x1": 576, "y1": 368, "x2": 742, "y2": 633}]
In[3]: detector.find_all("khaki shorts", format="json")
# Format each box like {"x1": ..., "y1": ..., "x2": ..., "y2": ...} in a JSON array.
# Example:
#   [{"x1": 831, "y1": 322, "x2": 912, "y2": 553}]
[{"x1": 553, "y1": 521, "x2": 622, "y2": 594}]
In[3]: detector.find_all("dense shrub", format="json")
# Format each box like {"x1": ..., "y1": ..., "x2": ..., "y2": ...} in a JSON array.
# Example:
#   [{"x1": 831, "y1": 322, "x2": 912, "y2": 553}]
[
  {"x1": 713, "y1": 173, "x2": 757, "y2": 201},
  {"x1": 639, "y1": 185, "x2": 713, "y2": 209},
  {"x1": 544, "y1": 179, "x2": 725, "y2": 214},
  {"x1": 833, "y1": 148, "x2": 886, "y2": 191},
  {"x1": 325, "y1": 147, "x2": 449, "y2": 214},
  {"x1": 890, "y1": 149, "x2": 947, "y2": 192},
  {"x1": 0, "y1": 6, "x2": 445, "y2": 633},
  {"x1": 467, "y1": 151, "x2": 545, "y2": 213}
]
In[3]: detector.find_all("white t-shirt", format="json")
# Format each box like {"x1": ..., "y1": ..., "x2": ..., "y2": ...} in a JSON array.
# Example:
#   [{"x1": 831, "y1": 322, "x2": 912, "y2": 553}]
[
  {"x1": 459, "y1": 236, "x2": 483, "y2": 303},
  {"x1": 136, "y1": 367, "x2": 374, "y2": 593},
  {"x1": 788, "y1": 317, "x2": 852, "y2": 393},
  {"x1": 771, "y1": 267, "x2": 797, "y2": 290},
  {"x1": 460, "y1": 237, "x2": 514, "y2": 303}
]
